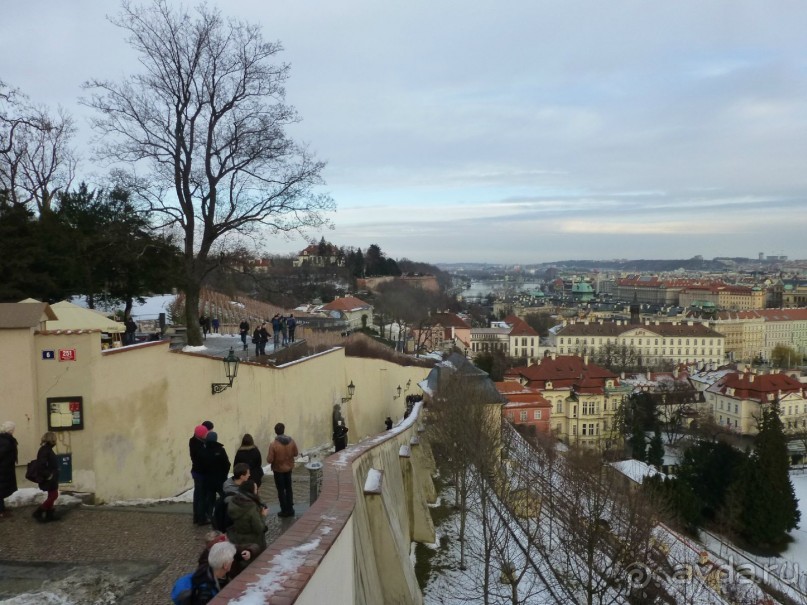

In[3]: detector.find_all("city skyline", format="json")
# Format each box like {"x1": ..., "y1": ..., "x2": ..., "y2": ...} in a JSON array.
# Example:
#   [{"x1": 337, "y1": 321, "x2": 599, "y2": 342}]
[{"x1": 3, "y1": 0, "x2": 807, "y2": 263}]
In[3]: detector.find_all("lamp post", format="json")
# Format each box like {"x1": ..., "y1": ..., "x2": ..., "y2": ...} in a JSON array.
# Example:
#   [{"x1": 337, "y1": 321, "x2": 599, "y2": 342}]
[
  {"x1": 211, "y1": 348, "x2": 240, "y2": 395},
  {"x1": 341, "y1": 380, "x2": 356, "y2": 404}
]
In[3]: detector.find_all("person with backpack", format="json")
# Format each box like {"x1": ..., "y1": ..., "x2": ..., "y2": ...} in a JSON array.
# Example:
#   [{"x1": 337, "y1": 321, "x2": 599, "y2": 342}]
[
  {"x1": 32, "y1": 432, "x2": 59, "y2": 522},
  {"x1": 212, "y1": 463, "x2": 251, "y2": 532},
  {"x1": 226, "y1": 479, "x2": 268, "y2": 553},
  {"x1": 171, "y1": 540, "x2": 236, "y2": 605}
]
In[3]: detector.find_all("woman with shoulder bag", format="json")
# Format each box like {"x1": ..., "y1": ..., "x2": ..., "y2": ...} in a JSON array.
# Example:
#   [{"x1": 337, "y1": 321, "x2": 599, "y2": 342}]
[{"x1": 32, "y1": 432, "x2": 60, "y2": 522}]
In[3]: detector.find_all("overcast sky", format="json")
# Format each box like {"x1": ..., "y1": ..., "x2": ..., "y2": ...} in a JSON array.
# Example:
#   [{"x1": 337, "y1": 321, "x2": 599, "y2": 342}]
[{"x1": 3, "y1": 1, "x2": 807, "y2": 264}]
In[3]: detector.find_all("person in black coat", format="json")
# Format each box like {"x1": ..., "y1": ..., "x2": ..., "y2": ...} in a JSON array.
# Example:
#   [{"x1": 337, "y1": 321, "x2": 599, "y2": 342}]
[
  {"x1": 239, "y1": 319, "x2": 250, "y2": 351},
  {"x1": 233, "y1": 434, "x2": 264, "y2": 488},
  {"x1": 333, "y1": 421, "x2": 349, "y2": 452},
  {"x1": 190, "y1": 424, "x2": 211, "y2": 525},
  {"x1": 0, "y1": 421, "x2": 18, "y2": 519},
  {"x1": 32, "y1": 432, "x2": 60, "y2": 522},
  {"x1": 203, "y1": 432, "x2": 231, "y2": 517}
]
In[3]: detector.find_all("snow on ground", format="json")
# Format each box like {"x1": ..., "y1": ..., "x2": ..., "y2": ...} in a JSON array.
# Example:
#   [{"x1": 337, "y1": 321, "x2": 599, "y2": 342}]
[
  {"x1": 6, "y1": 487, "x2": 84, "y2": 508},
  {"x1": 69, "y1": 294, "x2": 176, "y2": 320},
  {"x1": 784, "y1": 472, "x2": 807, "y2": 567}
]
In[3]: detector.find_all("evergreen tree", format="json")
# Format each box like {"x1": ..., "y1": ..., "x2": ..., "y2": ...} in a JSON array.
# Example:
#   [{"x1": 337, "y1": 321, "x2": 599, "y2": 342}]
[
  {"x1": 736, "y1": 401, "x2": 800, "y2": 548},
  {"x1": 630, "y1": 421, "x2": 646, "y2": 462},
  {"x1": 647, "y1": 425, "x2": 664, "y2": 469}
]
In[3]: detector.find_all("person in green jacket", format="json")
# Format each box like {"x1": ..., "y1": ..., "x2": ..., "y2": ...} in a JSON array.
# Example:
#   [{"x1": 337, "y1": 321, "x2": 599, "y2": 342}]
[{"x1": 226, "y1": 480, "x2": 267, "y2": 553}]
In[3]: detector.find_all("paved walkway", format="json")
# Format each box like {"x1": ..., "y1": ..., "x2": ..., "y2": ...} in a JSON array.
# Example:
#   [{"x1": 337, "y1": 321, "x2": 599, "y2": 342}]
[{"x1": 0, "y1": 469, "x2": 313, "y2": 605}]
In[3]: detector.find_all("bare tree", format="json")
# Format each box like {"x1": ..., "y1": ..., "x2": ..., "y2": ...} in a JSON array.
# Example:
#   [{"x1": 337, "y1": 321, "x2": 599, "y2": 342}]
[
  {"x1": 83, "y1": 0, "x2": 333, "y2": 344},
  {"x1": 0, "y1": 80, "x2": 76, "y2": 213}
]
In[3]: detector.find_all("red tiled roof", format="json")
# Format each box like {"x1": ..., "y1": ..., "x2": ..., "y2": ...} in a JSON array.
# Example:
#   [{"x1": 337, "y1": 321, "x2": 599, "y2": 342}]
[
  {"x1": 711, "y1": 371, "x2": 805, "y2": 402},
  {"x1": 502, "y1": 392, "x2": 552, "y2": 409},
  {"x1": 504, "y1": 315, "x2": 539, "y2": 337},
  {"x1": 715, "y1": 309, "x2": 807, "y2": 322},
  {"x1": 432, "y1": 313, "x2": 470, "y2": 329},
  {"x1": 511, "y1": 355, "x2": 618, "y2": 393},
  {"x1": 320, "y1": 296, "x2": 371, "y2": 311}
]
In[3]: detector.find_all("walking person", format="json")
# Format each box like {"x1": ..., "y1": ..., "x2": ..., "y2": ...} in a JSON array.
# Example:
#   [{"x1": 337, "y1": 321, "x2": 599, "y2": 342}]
[
  {"x1": 287, "y1": 314, "x2": 297, "y2": 343},
  {"x1": 239, "y1": 319, "x2": 250, "y2": 351},
  {"x1": 266, "y1": 423, "x2": 298, "y2": 518},
  {"x1": 271, "y1": 315, "x2": 281, "y2": 350},
  {"x1": 333, "y1": 420, "x2": 349, "y2": 452},
  {"x1": 212, "y1": 317, "x2": 220, "y2": 334},
  {"x1": 234, "y1": 434, "x2": 264, "y2": 488},
  {"x1": 280, "y1": 315, "x2": 288, "y2": 346},
  {"x1": 199, "y1": 314, "x2": 208, "y2": 339},
  {"x1": 190, "y1": 424, "x2": 211, "y2": 525},
  {"x1": 258, "y1": 323, "x2": 269, "y2": 355},
  {"x1": 0, "y1": 421, "x2": 18, "y2": 519},
  {"x1": 32, "y1": 432, "x2": 60, "y2": 522}
]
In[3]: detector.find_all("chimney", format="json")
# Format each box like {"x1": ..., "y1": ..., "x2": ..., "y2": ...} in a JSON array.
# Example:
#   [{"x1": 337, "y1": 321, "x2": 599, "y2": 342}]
[
  {"x1": 673, "y1": 366, "x2": 679, "y2": 378},
  {"x1": 749, "y1": 374, "x2": 754, "y2": 383},
  {"x1": 551, "y1": 352, "x2": 556, "y2": 360},
  {"x1": 583, "y1": 355, "x2": 589, "y2": 367},
  {"x1": 527, "y1": 358, "x2": 534, "y2": 367}
]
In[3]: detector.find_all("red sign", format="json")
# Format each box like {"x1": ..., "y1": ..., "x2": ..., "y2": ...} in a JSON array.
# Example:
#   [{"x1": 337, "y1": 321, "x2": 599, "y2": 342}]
[{"x1": 59, "y1": 349, "x2": 77, "y2": 362}]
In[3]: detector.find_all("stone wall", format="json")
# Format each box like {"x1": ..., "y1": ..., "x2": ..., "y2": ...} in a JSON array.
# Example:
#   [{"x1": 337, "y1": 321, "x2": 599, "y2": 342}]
[{"x1": 215, "y1": 400, "x2": 436, "y2": 605}]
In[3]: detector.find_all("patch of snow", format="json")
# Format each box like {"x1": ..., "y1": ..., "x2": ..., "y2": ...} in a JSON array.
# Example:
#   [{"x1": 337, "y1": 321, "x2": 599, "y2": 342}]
[
  {"x1": 6, "y1": 488, "x2": 83, "y2": 508},
  {"x1": 364, "y1": 468, "x2": 383, "y2": 493},
  {"x1": 610, "y1": 459, "x2": 665, "y2": 485},
  {"x1": 182, "y1": 345, "x2": 208, "y2": 353}
]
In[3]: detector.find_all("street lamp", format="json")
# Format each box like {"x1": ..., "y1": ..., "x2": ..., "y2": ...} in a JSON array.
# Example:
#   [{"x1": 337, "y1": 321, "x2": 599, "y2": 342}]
[
  {"x1": 212, "y1": 348, "x2": 240, "y2": 395},
  {"x1": 341, "y1": 380, "x2": 356, "y2": 403}
]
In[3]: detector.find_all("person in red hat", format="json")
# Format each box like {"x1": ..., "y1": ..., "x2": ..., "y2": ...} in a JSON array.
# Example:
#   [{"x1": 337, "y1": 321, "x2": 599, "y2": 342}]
[{"x1": 190, "y1": 424, "x2": 210, "y2": 525}]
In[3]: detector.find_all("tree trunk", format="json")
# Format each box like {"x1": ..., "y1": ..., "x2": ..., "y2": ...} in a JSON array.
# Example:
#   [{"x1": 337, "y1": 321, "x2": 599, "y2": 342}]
[{"x1": 184, "y1": 283, "x2": 203, "y2": 346}]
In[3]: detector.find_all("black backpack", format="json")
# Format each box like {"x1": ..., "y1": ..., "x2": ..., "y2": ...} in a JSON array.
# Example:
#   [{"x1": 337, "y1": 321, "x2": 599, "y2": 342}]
[{"x1": 211, "y1": 497, "x2": 233, "y2": 532}]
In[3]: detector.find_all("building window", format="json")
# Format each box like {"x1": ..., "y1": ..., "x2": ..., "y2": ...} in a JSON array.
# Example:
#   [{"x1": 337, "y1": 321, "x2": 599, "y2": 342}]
[
  {"x1": 520, "y1": 411, "x2": 528, "y2": 422},
  {"x1": 534, "y1": 410, "x2": 542, "y2": 420}
]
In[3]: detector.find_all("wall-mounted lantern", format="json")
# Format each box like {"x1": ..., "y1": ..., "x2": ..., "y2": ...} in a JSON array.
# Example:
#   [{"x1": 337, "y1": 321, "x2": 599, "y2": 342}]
[
  {"x1": 404, "y1": 378, "x2": 412, "y2": 392},
  {"x1": 393, "y1": 384, "x2": 402, "y2": 400},
  {"x1": 212, "y1": 348, "x2": 240, "y2": 395},
  {"x1": 341, "y1": 380, "x2": 356, "y2": 403}
]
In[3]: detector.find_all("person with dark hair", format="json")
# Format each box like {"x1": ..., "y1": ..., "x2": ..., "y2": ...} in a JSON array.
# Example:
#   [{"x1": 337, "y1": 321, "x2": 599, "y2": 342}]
[
  {"x1": 234, "y1": 434, "x2": 264, "y2": 488},
  {"x1": 213, "y1": 463, "x2": 250, "y2": 532},
  {"x1": 202, "y1": 420, "x2": 214, "y2": 431},
  {"x1": 211, "y1": 317, "x2": 220, "y2": 334},
  {"x1": 226, "y1": 479, "x2": 268, "y2": 552},
  {"x1": 239, "y1": 319, "x2": 250, "y2": 351},
  {"x1": 266, "y1": 422, "x2": 298, "y2": 518},
  {"x1": 203, "y1": 431, "x2": 231, "y2": 518},
  {"x1": 271, "y1": 314, "x2": 281, "y2": 349},
  {"x1": 32, "y1": 432, "x2": 59, "y2": 522},
  {"x1": 287, "y1": 314, "x2": 297, "y2": 343},
  {"x1": 199, "y1": 314, "x2": 209, "y2": 339},
  {"x1": 333, "y1": 420, "x2": 349, "y2": 452},
  {"x1": 124, "y1": 316, "x2": 138, "y2": 345},
  {"x1": 0, "y1": 421, "x2": 18, "y2": 519}
]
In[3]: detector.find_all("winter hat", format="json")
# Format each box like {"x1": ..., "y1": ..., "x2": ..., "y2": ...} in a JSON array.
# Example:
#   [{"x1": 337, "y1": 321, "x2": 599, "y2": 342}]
[
  {"x1": 194, "y1": 425, "x2": 209, "y2": 440},
  {"x1": 202, "y1": 420, "x2": 214, "y2": 430},
  {"x1": 206, "y1": 431, "x2": 218, "y2": 443}
]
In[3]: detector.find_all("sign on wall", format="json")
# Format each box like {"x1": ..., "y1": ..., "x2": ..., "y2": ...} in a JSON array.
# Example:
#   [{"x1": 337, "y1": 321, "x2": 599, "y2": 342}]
[
  {"x1": 42, "y1": 350, "x2": 55, "y2": 360},
  {"x1": 47, "y1": 396, "x2": 84, "y2": 431},
  {"x1": 59, "y1": 349, "x2": 77, "y2": 362}
]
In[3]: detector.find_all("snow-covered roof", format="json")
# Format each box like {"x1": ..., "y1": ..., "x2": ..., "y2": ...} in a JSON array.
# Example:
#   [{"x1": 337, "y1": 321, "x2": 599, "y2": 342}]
[{"x1": 610, "y1": 459, "x2": 665, "y2": 484}]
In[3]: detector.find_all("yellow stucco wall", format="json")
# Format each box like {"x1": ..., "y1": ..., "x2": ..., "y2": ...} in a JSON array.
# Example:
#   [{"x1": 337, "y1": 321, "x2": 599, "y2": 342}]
[
  {"x1": 2, "y1": 328, "x2": 430, "y2": 503},
  {"x1": 1, "y1": 328, "x2": 39, "y2": 463}
]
